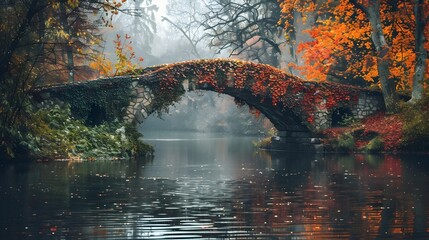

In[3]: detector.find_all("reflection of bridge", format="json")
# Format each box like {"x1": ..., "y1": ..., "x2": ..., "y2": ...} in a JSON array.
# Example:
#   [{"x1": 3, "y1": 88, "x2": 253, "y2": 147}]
[{"x1": 32, "y1": 59, "x2": 385, "y2": 151}]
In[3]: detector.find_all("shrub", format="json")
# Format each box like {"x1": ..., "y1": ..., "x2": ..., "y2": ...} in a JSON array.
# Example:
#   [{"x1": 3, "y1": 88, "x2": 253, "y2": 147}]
[
  {"x1": 253, "y1": 136, "x2": 272, "y2": 149},
  {"x1": 364, "y1": 136, "x2": 384, "y2": 153},
  {"x1": 1, "y1": 102, "x2": 154, "y2": 161},
  {"x1": 338, "y1": 114, "x2": 358, "y2": 127},
  {"x1": 336, "y1": 132, "x2": 355, "y2": 152},
  {"x1": 252, "y1": 127, "x2": 277, "y2": 149},
  {"x1": 124, "y1": 124, "x2": 154, "y2": 158}
]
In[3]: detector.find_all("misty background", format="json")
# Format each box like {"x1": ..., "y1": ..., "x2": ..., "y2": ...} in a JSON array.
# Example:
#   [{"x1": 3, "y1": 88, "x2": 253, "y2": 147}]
[{"x1": 96, "y1": 0, "x2": 313, "y2": 135}]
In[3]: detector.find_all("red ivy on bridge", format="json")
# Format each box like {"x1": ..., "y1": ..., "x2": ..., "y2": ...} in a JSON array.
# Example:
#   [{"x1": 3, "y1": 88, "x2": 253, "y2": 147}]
[{"x1": 144, "y1": 59, "x2": 360, "y2": 126}]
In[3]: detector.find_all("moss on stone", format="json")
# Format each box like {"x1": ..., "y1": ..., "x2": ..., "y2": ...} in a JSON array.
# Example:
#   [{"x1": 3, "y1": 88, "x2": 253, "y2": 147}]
[{"x1": 48, "y1": 78, "x2": 134, "y2": 123}]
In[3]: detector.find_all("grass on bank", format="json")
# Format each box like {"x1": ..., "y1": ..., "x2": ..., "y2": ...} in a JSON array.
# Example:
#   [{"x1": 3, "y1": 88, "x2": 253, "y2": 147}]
[{"x1": 0, "y1": 102, "x2": 153, "y2": 161}]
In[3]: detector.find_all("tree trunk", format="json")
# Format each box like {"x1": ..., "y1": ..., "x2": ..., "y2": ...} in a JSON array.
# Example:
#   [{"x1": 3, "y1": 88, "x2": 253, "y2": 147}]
[
  {"x1": 367, "y1": 0, "x2": 398, "y2": 113},
  {"x1": 60, "y1": 0, "x2": 74, "y2": 82},
  {"x1": 411, "y1": 0, "x2": 427, "y2": 103}
]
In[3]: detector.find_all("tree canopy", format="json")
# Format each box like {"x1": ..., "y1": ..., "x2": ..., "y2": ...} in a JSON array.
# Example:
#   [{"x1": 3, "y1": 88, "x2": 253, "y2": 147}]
[
  {"x1": 279, "y1": 0, "x2": 429, "y2": 111},
  {"x1": 202, "y1": 0, "x2": 284, "y2": 67}
]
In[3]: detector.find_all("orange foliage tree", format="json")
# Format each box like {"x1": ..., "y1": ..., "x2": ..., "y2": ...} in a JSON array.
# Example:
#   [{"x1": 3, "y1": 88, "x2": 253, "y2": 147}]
[{"x1": 279, "y1": 0, "x2": 429, "y2": 113}]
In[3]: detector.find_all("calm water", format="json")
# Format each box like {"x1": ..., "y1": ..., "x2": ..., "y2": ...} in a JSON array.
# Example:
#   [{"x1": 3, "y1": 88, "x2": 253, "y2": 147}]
[{"x1": 1, "y1": 131, "x2": 428, "y2": 239}]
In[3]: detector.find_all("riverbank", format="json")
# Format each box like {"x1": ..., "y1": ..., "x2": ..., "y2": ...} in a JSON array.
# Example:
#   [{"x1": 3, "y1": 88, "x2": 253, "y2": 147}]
[
  {"x1": 259, "y1": 97, "x2": 429, "y2": 154},
  {"x1": 322, "y1": 112, "x2": 403, "y2": 153},
  {"x1": 322, "y1": 97, "x2": 429, "y2": 153},
  {"x1": 0, "y1": 103, "x2": 153, "y2": 162}
]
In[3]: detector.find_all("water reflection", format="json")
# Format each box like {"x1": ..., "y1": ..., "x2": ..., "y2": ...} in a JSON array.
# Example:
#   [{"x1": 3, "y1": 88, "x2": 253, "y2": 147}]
[{"x1": 0, "y1": 132, "x2": 428, "y2": 239}]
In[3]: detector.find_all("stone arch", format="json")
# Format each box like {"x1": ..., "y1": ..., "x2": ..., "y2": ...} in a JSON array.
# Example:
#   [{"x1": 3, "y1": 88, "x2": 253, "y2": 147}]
[
  {"x1": 124, "y1": 78, "x2": 311, "y2": 134},
  {"x1": 122, "y1": 59, "x2": 338, "y2": 134}
]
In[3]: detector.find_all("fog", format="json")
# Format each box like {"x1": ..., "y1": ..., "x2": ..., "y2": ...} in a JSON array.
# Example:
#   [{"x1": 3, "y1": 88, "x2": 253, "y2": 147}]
[
  {"x1": 101, "y1": 0, "x2": 218, "y2": 66},
  {"x1": 140, "y1": 91, "x2": 272, "y2": 135},
  {"x1": 100, "y1": 0, "x2": 293, "y2": 135}
]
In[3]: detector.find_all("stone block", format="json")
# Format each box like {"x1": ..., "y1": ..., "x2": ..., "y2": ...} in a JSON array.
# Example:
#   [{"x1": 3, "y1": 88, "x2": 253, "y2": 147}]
[
  {"x1": 182, "y1": 79, "x2": 189, "y2": 91},
  {"x1": 137, "y1": 88, "x2": 145, "y2": 94},
  {"x1": 142, "y1": 105, "x2": 153, "y2": 114},
  {"x1": 143, "y1": 99, "x2": 150, "y2": 106},
  {"x1": 357, "y1": 110, "x2": 362, "y2": 116},
  {"x1": 126, "y1": 106, "x2": 134, "y2": 114},
  {"x1": 142, "y1": 111, "x2": 148, "y2": 119}
]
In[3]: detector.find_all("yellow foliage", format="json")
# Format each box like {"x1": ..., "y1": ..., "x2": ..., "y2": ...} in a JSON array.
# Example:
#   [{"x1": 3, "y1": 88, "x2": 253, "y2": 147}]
[
  {"x1": 89, "y1": 56, "x2": 113, "y2": 77},
  {"x1": 67, "y1": 0, "x2": 79, "y2": 8},
  {"x1": 89, "y1": 34, "x2": 144, "y2": 77}
]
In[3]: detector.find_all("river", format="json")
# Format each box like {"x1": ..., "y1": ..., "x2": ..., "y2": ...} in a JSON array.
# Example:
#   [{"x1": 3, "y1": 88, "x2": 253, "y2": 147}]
[{"x1": 0, "y1": 131, "x2": 428, "y2": 239}]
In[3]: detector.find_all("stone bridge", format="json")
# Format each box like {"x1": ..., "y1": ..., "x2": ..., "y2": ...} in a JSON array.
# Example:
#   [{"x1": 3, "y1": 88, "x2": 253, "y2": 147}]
[{"x1": 32, "y1": 59, "x2": 385, "y2": 151}]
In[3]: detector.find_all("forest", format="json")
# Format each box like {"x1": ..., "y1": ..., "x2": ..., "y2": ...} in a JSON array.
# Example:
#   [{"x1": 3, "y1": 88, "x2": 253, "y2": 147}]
[{"x1": 1, "y1": 0, "x2": 429, "y2": 161}]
